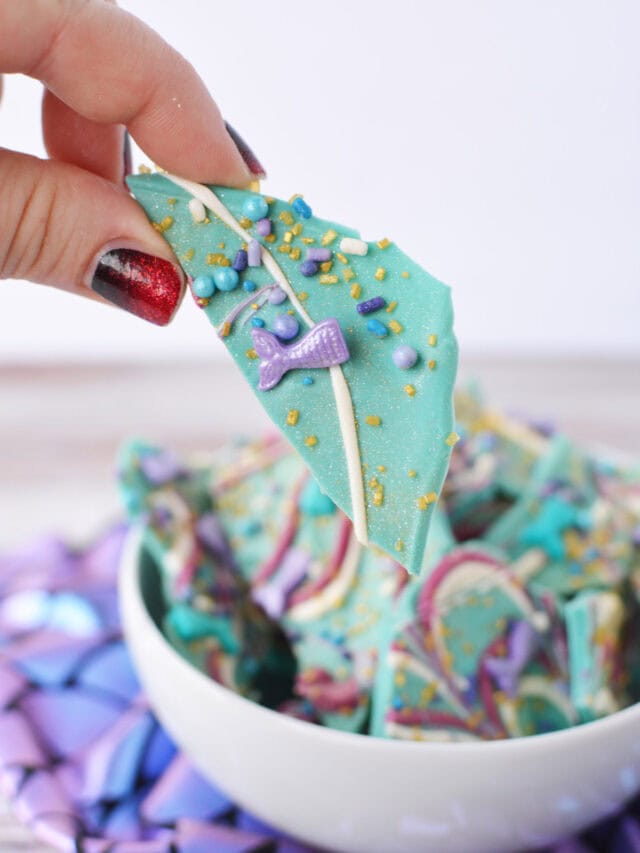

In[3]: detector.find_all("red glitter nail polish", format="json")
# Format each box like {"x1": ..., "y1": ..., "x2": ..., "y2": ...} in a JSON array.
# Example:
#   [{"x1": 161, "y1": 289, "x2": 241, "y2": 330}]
[
  {"x1": 91, "y1": 249, "x2": 183, "y2": 326},
  {"x1": 225, "y1": 122, "x2": 267, "y2": 178}
]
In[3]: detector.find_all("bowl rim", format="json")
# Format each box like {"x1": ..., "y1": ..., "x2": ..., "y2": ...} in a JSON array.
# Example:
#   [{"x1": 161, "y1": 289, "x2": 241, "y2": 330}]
[{"x1": 121, "y1": 524, "x2": 640, "y2": 756}]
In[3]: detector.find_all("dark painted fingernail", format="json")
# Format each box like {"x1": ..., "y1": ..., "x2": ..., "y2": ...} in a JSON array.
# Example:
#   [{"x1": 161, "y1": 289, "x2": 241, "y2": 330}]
[
  {"x1": 91, "y1": 249, "x2": 183, "y2": 326},
  {"x1": 123, "y1": 130, "x2": 132, "y2": 181},
  {"x1": 225, "y1": 121, "x2": 267, "y2": 178}
]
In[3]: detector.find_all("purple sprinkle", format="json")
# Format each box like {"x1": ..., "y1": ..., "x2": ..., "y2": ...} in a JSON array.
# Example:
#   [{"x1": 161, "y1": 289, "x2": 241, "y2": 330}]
[
  {"x1": 231, "y1": 249, "x2": 247, "y2": 272},
  {"x1": 300, "y1": 260, "x2": 318, "y2": 277},
  {"x1": 252, "y1": 547, "x2": 310, "y2": 618},
  {"x1": 139, "y1": 451, "x2": 184, "y2": 485},
  {"x1": 356, "y1": 296, "x2": 386, "y2": 315},
  {"x1": 247, "y1": 239, "x2": 262, "y2": 267},
  {"x1": 306, "y1": 248, "x2": 331, "y2": 262},
  {"x1": 255, "y1": 218, "x2": 271, "y2": 236},
  {"x1": 267, "y1": 286, "x2": 287, "y2": 305}
]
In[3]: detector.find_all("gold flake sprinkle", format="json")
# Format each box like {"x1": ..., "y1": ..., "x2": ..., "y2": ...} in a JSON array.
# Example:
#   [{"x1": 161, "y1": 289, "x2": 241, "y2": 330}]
[
  {"x1": 375, "y1": 267, "x2": 386, "y2": 281},
  {"x1": 377, "y1": 238, "x2": 391, "y2": 250},
  {"x1": 138, "y1": 164, "x2": 152, "y2": 174},
  {"x1": 446, "y1": 432, "x2": 460, "y2": 447},
  {"x1": 220, "y1": 322, "x2": 231, "y2": 338},
  {"x1": 283, "y1": 231, "x2": 293, "y2": 244},
  {"x1": 206, "y1": 252, "x2": 227, "y2": 265},
  {"x1": 319, "y1": 260, "x2": 333, "y2": 273},
  {"x1": 299, "y1": 291, "x2": 308, "y2": 301},
  {"x1": 321, "y1": 228, "x2": 338, "y2": 246},
  {"x1": 389, "y1": 320, "x2": 403, "y2": 334},
  {"x1": 365, "y1": 415, "x2": 381, "y2": 426},
  {"x1": 182, "y1": 248, "x2": 195, "y2": 262},
  {"x1": 277, "y1": 245, "x2": 291, "y2": 254},
  {"x1": 428, "y1": 359, "x2": 437, "y2": 370},
  {"x1": 218, "y1": 242, "x2": 225, "y2": 249},
  {"x1": 404, "y1": 384, "x2": 416, "y2": 397},
  {"x1": 395, "y1": 539, "x2": 404, "y2": 552},
  {"x1": 301, "y1": 237, "x2": 315, "y2": 245},
  {"x1": 239, "y1": 217, "x2": 253, "y2": 229},
  {"x1": 152, "y1": 216, "x2": 174, "y2": 233},
  {"x1": 304, "y1": 435, "x2": 318, "y2": 447},
  {"x1": 428, "y1": 334, "x2": 438, "y2": 346},
  {"x1": 264, "y1": 196, "x2": 275, "y2": 204},
  {"x1": 395, "y1": 672, "x2": 406, "y2": 687},
  {"x1": 417, "y1": 492, "x2": 438, "y2": 510},
  {"x1": 377, "y1": 465, "x2": 386, "y2": 472},
  {"x1": 290, "y1": 247, "x2": 301, "y2": 260},
  {"x1": 336, "y1": 252, "x2": 348, "y2": 264},
  {"x1": 408, "y1": 469, "x2": 417, "y2": 478},
  {"x1": 286, "y1": 409, "x2": 299, "y2": 426},
  {"x1": 350, "y1": 283, "x2": 361, "y2": 299},
  {"x1": 265, "y1": 234, "x2": 276, "y2": 243},
  {"x1": 246, "y1": 348, "x2": 258, "y2": 360},
  {"x1": 292, "y1": 223, "x2": 303, "y2": 236},
  {"x1": 319, "y1": 274, "x2": 338, "y2": 284},
  {"x1": 386, "y1": 300, "x2": 397, "y2": 313},
  {"x1": 372, "y1": 487, "x2": 384, "y2": 506},
  {"x1": 342, "y1": 268, "x2": 355, "y2": 282},
  {"x1": 369, "y1": 477, "x2": 379, "y2": 488},
  {"x1": 279, "y1": 211, "x2": 294, "y2": 225},
  {"x1": 288, "y1": 193, "x2": 301, "y2": 204},
  {"x1": 167, "y1": 197, "x2": 177, "y2": 206},
  {"x1": 249, "y1": 179, "x2": 261, "y2": 192},
  {"x1": 401, "y1": 271, "x2": 410, "y2": 279}
]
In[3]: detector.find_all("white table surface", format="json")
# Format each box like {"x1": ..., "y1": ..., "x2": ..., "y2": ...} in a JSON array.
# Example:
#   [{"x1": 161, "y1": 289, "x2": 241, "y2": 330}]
[{"x1": 0, "y1": 356, "x2": 638, "y2": 849}]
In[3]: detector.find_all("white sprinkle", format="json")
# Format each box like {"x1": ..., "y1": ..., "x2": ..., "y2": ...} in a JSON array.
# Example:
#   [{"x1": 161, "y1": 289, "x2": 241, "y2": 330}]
[
  {"x1": 188, "y1": 198, "x2": 206, "y2": 223},
  {"x1": 339, "y1": 237, "x2": 368, "y2": 256}
]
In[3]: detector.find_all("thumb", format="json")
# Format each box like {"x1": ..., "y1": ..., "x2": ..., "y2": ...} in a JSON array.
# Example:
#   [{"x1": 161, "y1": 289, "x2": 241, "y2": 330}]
[{"x1": 0, "y1": 148, "x2": 185, "y2": 326}]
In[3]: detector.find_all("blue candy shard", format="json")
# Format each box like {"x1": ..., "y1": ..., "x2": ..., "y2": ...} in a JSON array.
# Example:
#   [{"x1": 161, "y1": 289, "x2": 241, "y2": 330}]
[
  {"x1": 141, "y1": 755, "x2": 233, "y2": 823},
  {"x1": 140, "y1": 725, "x2": 177, "y2": 782},
  {"x1": 9, "y1": 633, "x2": 102, "y2": 686},
  {"x1": 47, "y1": 592, "x2": 102, "y2": 636},
  {"x1": 174, "y1": 818, "x2": 273, "y2": 853},
  {"x1": 101, "y1": 788, "x2": 148, "y2": 842},
  {"x1": 77, "y1": 641, "x2": 141, "y2": 702}
]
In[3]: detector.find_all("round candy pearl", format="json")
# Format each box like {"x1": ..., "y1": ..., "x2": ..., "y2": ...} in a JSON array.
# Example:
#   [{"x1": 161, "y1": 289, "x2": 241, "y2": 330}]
[
  {"x1": 273, "y1": 313, "x2": 299, "y2": 340},
  {"x1": 268, "y1": 287, "x2": 287, "y2": 305},
  {"x1": 242, "y1": 195, "x2": 269, "y2": 222},
  {"x1": 192, "y1": 275, "x2": 215, "y2": 298},
  {"x1": 213, "y1": 267, "x2": 239, "y2": 292},
  {"x1": 300, "y1": 260, "x2": 319, "y2": 277},
  {"x1": 243, "y1": 280, "x2": 257, "y2": 293},
  {"x1": 392, "y1": 344, "x2": 418, "y2": 369}
]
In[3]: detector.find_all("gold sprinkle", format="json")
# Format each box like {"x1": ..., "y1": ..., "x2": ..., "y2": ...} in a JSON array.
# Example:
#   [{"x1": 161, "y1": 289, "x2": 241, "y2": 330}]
[
  {"x1": 445, "y1": 432, "x2": 460, "y2": 447},
  {"x1": 301, "y1": 237, "x2": 315, "y2": 245},
  {"x1": 321, "y1": 228, "x2": 338, "y2": 246},
  {"x1": 389, "y1": 320, "x2": 403, "y2": 334},
  {"x1": 290, "y1": 247, "x2": 301, "y2": 260},
  {"x1": 299, "y1": 291, "x2": 308, "y2": 301},
  {"x1": 365, "y1": 415, "x2": 381, "y2": 426},
  {"x1": 336, "y1": 252, "x2": 348, "y2": 264},
  {"x1": 404, "y1": 384, "x2": 416, "y2": 397},
  {"x1": 279, "y1": 211, "x2": 294, "y2": 225},
  {"x1": 319, "y1": 260, "x2": 333, "y2": 273},
  {"x1": 138, "y1": 164, "x2": 152, "y2": 174},
  {"x1": 248, "y1": 179, "x2": 261, "y2": 192},
  {"x1": 369, "y1": 477, "x2": 379, "y2": 488},
  {"x1": 246, "y1": 348, "x2": 258, "y2": 360},
  {"x1": 401, "y1": 271, "x2": 410, "y2": 279},
  {"x1": 283, "y1": 231, "x2": 293, "y2": 244},
  {"x1": 408, "y1": 469, "x2": 417, "y2": 478},
  {"x1": 220, "y1": 322, "x2": 231, "y2": 338},
  {"x1": 241, "y1": 242, "x2": 248, "y2": 250},
  {"x1": 287, "y1": 309, "x2": 295, "y2": 315},
  {"x1": 292, "y1": 223, "x2": 303, "y2": 236},
  {"x1": 265, "y1": 234, "x2": 276, "y2": 243},
  {"x1": 377, "y1": 237, "x2": 391, "y2": 250},
  {"x1": 167, "y1": 197, "x2": 177, "y2": 206},
  {"x1": 288, "y1": 193, "x2": 301, "y2": 204},
  {"x1": 342, "y1": 268, "x2": 355, "y2": 282},
  {"x1": 395, "y1": 539, "x2": 404, "y2": 552},
  {"x1": 239, "y1": 217, "x2": 253, "y2": 229},
  {"x1": 277, "y1": 244, "x2": 291, "y2": 254},
  {"x1": 374, "y1": 267, "x2": 386, "y2": 281},
  {"x1": 218, "y1": 242, "x2": 225, "y2": 249},
  {"x1": 417, "y1": 492, "x2": 438, "y2": 510},
  {"x1": 304, "y1": 435, "x2": 318, "y2": 447},
  {"x1": 319, "y1": 274, "x2": 339, "y2": 284},
  {"x1": 286, "y1": 409, "x2": 299, "y2": 426},
  {"x1": 395, "y1": 672, "x2": 406, "y2": 687},
  {"x1": 152, "y1": 216, "x2": 174, "y2": 233},
  {"x1": 377, "y1": 465, "x2": 386, "y2": 472},
  {"x1": 206, "y1": 252, "x2": 227, "y2": 265},
  {"x1": 372, "y1": 488, "x2": 384, "y2": 507},
  {"x1": 428, "y1": 334, "x2": 438, "y2": 346},
  {"x1": 428, "y1": 359, "x2": 437, "y2": 370},
  {"x1": 182, "y1": 248, "x2": 195, "y2": 262},
  {"x1": 264, "y1": 196, "x2": 275, "y2": 204},
  {"x1": 350, "y1": 283, "x2": 362, "y2": 299},
  {"x1": 386, "y1": 300, "x2": 397, "y2": 313}
]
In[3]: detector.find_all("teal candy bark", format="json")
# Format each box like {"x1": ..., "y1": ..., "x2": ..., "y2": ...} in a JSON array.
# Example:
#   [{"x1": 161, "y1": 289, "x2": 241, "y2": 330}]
[{"x1": 128, "y1": 174, "x2": 458, "y2": 574}]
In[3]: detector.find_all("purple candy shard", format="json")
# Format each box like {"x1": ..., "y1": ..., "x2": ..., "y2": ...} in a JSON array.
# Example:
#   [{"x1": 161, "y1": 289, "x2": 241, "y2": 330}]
[
  {"x1": 252, "y1": 548, "x2": 309, "y2": 619},
  {"x1": 78, "y1": 641, "x2": 141, "y2": 702},
  {"x1": 140, "y1": 725, "x2": 177, "y2": 782},
  {"x1": 32, "y1": 812, "x2": 82, "y2": 853},
  {"x1": 0, "y1": 710, "x2": 46, "y2": 768},
  {"x1": 80, "y1": 705, "x2": 154, "y2": 803},
  {"x1": 613, "y1": 817, "x2": 640, "y2": 853},
  {"x1": 20, "y1": 688, "x2": 124, "y2": 759},
  {"x1": 551, "y1": 842, "x2": 593, "y2": 853},
  {"x1": 236, "y1": 812, "x2": 316, "y2": 853},
  {"x1": 14, "y1": 769, "x2": 73, "y2": 824},
  {"x1": 82, "y1": 840, "x2": 114, "y2": 853},
  {"x1": 174, "y1": 818, "x2": 273, "y2": 853},
  {"x1": 252, "y1": 318, "x2": 349, "y2": 391},
  {"x1": 139, "y1": 450, "x2": 185, "y2": 486},
  {"x1": 0, "y1": 765, "x2": 25, "y2": 799},
  {"x1": 141, "y1": 754, "x2": 232, "y2": 824},
  {"x1": 8, "y1": 632, "x2": 102, "y2": 687},
  {"x1": 0, "y1": 663, "x2": 28, "y2": 709},
  {"x1": 110, "y1": 841, "x2": 174, "y2": 853},
  {"x1": 102, "y1": 789, "x2": 147, "y2": 842},
  {"x1": 81, "y1": 523, "x2": 129, "y2": 583},
  {"x1": 0, "y1": 534, "x2": 76, "y2": 595}
]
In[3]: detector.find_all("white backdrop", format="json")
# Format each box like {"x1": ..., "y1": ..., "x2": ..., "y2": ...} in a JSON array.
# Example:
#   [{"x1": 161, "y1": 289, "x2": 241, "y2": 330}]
[{"x1": 1, "y1": 0, "x2": 638, "y2": 361}]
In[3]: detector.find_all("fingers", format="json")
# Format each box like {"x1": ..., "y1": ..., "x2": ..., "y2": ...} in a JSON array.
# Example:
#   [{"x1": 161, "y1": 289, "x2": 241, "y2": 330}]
[
  {"x1": 0, "y1": 148, "x2": 185, "y2": 325},
  {"x1": 1, "y1": 0, "x2": 265, "y2": 185}
]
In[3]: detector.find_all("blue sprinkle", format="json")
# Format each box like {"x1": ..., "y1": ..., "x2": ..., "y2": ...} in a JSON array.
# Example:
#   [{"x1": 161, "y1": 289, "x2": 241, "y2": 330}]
[
  {"x1": 192, "y1": 275, "x2": 215, "y2": 299},
  {"x1": 357, "y1": 296, "x2": 386, "y2": 315},
  {"x1": 243, "y1": 280, "x2": 257, "y2": 293},
  {"x1": 232, "y1": 249, "x2": 248, "y2": 272},
  {"x1": 239, "y1": 519, "x2": 262, "y2": 536},
  {"x1": 366, "y1": 318, "x2": 388, "y2": 337},
  {"x1": 292, "y1": 196, "x2": 312, "y2": 218},
  {"x1": 251, "y1": 317, "x2": 265, "y2": 328},
  {"x1": 302, "y1": 376, "x2": 314, "y2": 386},
  {"x1": 392, "y1": 697, "x2": 403, "y2": 710},
  {"x1": 242, "y1": 195, "x2": 269, "y2": 222},
  {"x1": 300, "y1": 260, "x2": 319, "y2": 277}
]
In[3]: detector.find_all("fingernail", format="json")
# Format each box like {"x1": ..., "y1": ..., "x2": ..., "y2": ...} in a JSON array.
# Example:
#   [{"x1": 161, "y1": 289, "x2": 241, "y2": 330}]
[
  {"x1": 225, "y1": 121, "x2": 267, "y2": 178},
  {"x1": 123, "y1": 130, "x2": 132, "y2": 181},
  {"x1": 91, "y1": 248, "x2": 183, "y2": 326}
]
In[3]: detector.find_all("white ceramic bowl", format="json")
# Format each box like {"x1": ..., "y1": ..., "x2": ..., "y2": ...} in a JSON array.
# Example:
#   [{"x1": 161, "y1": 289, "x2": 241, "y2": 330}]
[{"x1": 120, "y1": 527, "x2": 640, "y2": 853}]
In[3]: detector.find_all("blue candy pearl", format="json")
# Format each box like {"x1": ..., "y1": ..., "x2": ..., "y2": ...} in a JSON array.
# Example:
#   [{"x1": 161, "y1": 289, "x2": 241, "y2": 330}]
[
  {"x1": 213, "y1": 267, "x2": 239, "y2": 292},
  {"x1": 302, "y1": 376, "x2": 314, "y2": 386},
  {"x1": 273, "y1": 313, "x2": 300, "y2": 340},
  {"x1": 251, "y1": 317, "x2": 265, "y2": 328},
  {"x1": 192, "y1": 275, "x2": 215, "y2": 298},
  {"x1": 392, "y1": 344, "x2": 418, "y2": 369},
  {"x1": 242, "y1": 195, "x2": 269, "y2": 222},
  {"x1": 243, "y1": 280, "x2": 257, "y2": 292}
]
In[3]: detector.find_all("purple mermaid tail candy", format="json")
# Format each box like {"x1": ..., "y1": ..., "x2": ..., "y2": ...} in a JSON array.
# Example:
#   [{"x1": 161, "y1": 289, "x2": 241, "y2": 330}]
[{"x1": 251, "y1": 317, "x2": 349, "y2": 391}]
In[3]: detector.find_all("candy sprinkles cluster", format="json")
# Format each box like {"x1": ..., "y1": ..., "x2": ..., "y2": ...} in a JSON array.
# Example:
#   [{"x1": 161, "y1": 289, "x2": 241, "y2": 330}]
[
  {"x1": 128, "y1": 173, "x2": 459, "y2": 577},
  {"x1": 119, "y1": 388, "x2": 640, "y2": 742}
]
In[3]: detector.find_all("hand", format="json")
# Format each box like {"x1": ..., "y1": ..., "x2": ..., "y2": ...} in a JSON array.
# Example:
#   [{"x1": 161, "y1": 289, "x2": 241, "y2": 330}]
[{"x1": 0, "y1": 0, "x2": 265, "y2": 325}]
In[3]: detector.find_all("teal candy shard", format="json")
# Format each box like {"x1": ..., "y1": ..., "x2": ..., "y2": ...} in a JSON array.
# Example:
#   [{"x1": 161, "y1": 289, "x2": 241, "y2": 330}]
[{"x1": 127, "y1": 173, "x2": 458, "y2": 575}]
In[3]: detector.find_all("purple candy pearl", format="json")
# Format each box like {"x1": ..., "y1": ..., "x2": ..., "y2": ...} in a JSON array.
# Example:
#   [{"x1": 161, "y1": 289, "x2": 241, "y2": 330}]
[
  {"x1": 300, "y1": 260, "x2": 318, "y2": 277},
  {"x1": 255, "y1": 218, "x2": 271, "y2": 236},
  {"x1": 273, "y1": 313, "x2": 299, "y2": 340},
  {"x1": 267, "y1": 286, "x2": 287, "y2": 305},
  {"x1": 392, "y1": 345, "x2": 418, "y2": 369}
]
